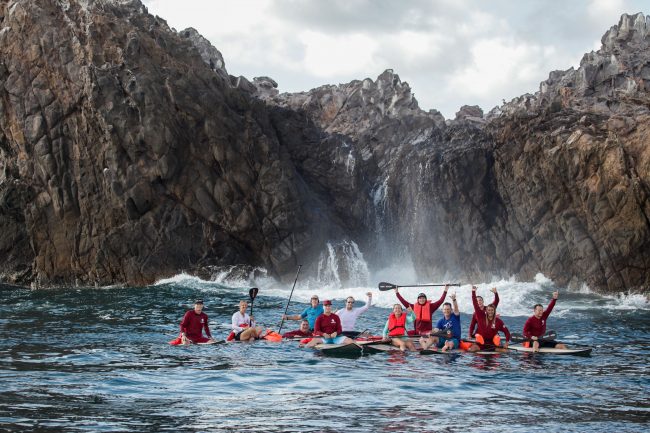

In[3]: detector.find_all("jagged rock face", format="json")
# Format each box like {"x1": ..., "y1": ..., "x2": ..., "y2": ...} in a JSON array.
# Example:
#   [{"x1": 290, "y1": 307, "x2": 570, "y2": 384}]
[
  {"x1": 0, "y1": 0, "x2": 340, "y2": 286},
  {"x1": 0, "y1": 0, "x2": 647, "y2": 293}
]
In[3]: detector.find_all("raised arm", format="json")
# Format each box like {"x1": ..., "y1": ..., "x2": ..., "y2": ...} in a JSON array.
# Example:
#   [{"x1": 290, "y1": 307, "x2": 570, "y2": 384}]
[
  {"x1": 357, "y1": 292, "x2": 373, "y2": 314},
  {"x1": 471, "y1": 286, "x2": 480, "y2": 313},
  {"x1": 491, "y1": 287, "x2": 499, "y2": 309},
  {"x1": 429, "y1": 285, "x2": 449, "y2": 313},
  {"x1": 543, "y1": 292, "x2": 558, "y2": 320},
  {"x1": 451, "y1": 292, "x2": 459, "y2": 316},
  {"x1": 395, "y1": 291, "x2": 412, "y2": 309}
]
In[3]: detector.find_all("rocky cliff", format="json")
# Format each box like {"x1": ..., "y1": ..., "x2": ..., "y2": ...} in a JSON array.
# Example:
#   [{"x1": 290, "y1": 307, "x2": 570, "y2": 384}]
[{"x1": 0, "y1": 1, "x2": 647, "y2": 293}]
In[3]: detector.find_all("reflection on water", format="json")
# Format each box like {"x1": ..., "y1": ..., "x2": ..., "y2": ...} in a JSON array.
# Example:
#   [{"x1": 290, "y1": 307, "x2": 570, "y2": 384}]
[{"x1": 0, "y1": 284, "x2": 649, "y2": 432}]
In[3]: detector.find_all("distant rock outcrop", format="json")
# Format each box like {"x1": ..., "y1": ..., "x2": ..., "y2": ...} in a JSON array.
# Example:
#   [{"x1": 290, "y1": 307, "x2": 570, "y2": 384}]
[{"x1": 0, "y1": 1, "x2": 647, "y2": 293}]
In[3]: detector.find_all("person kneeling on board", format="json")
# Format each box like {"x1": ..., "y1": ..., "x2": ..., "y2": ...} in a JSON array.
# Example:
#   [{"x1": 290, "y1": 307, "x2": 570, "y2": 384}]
[
  {"x1": 282, "y1": 295, "x2": 323, "y2": 331},
  {"x1": 422, "y1": 293, "x2": 461, "y2": 352},
  {"x1": 335, "y1": 292, "x2": 373, "y2": 337},
  {"x1": 468, "y1": 286, "x2": 510, "y2": 352},
  {"x1": 177, "y1": 299, "x2": 217, "y2": 345},
  {"x1": 231, "y1": 300, "x2": 263, "y2": 342},
  {"x1": 282, "y1": 320, "x2": 313, "y2": 339},
  {"x1": 382, "y1": 304, "x2": 417, "y2": 351},
  {"x1": 523, "y1": 291, "x2": 567, "y2": 352},
  {"x1": 304, "y1": 300, "x2": 353, "y2": 348}
]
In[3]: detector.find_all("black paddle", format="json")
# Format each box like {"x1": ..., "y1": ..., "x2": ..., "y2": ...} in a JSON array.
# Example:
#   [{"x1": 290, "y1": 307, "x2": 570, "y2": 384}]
[
  {"x1": 378, "y1": 282, "x2": 461, "y2": 291},
  {"x1": 278, "y1": 265, "x2": 302, "y2": 334},
  {"x1": 510, "y1": 330, "x2": 556, "y2": 343},
  {"x1": 249, "y1": 287, "x2": 259, "y2": 319}
]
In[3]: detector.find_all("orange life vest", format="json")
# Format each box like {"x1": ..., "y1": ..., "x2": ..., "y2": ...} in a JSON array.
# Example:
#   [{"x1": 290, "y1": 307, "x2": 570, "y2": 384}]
[
  {"x1": 388, "y1": 313, "x2": 407, "y2": 336},
  {"x1": 413, "y1": 301, "x2": 431, "y2": 323}
]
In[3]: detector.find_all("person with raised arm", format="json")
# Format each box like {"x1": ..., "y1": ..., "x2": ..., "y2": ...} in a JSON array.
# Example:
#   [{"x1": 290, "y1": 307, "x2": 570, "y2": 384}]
[
  {"x1": 423, "y1": 292, "x2": 461, "y2": 351},
  {"x1": 282, "y1": 294, "x2": 324, "y2": 331},
  {"x1": 382, "y1": 304, "x2": 417, "y2": 351},
  {"x1": 335, "y1": 292, "x2": 373, "y2": 337},
  {"x1": 468, "y1": 287, "x2": 499, "y2": 339},
  {"x1": 394, "y1": 284, "x2": 448, "y2": 350},
  {"x1": 231, "y1": 300, "x2": 263, "y2": 342},
  {"x1": 523, "y1": 291, "x2": 567, "y2": 352},
  {"x1": 468, "y1": 285, "x2": 510, "y2": 352},
  {"x1": 304, "y1": 300, "x2": 354, "y2": 348},
  {"x1": 177, "y1": 299, "x2": 216, "y2": 345}
]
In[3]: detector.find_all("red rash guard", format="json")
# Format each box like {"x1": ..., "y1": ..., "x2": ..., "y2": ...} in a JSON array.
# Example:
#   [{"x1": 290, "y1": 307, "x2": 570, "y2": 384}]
[
  {"x1": 180, "y1": 310, "x2": 212, "y2": 341},
  {"x1": 523, "y1": 298, "x2": 556, "y2": 339},
  {"x1": 314, "y1": 313, "x2": 342, "y2": 336},
  {"x1": 472, "y1": 290, "x2": 510, "y2": 343},
  {"x1": 469, "y1": 292, "x2": 499, "y2": 337}
]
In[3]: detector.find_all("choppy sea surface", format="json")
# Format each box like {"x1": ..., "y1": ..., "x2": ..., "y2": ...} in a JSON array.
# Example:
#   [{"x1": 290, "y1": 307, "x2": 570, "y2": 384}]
[{"x1": 1, "y1": 275, "x2": 649, "y2": 432}]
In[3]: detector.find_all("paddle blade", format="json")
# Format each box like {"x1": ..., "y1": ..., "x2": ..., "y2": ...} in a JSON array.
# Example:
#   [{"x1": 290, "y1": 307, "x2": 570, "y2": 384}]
[
  {"x1": 249, "y1": 287, "x2": 259, "y2": 300},
  {"x1": 378, "y1": 282, "x2": 397, "y2": 291}
]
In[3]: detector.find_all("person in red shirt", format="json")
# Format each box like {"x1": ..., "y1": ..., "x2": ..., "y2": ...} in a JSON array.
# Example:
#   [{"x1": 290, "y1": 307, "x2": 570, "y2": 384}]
[
  {"x1": 282, "y1": 320, "x2": 313, "y2": 339},
  {"x1": 179, "y1": 299, "x2": 216, "y2": 345},
  {"x1": 395, "y1": 284, "x2": 448, "y2": 350},
  {"x1": 468, "y1": 287, "x2": 499, "y2": 338},
  {"x1": 304, "y1": 300, "x2": 354, "y2": 348},
  {"x1": 468, "y1": 286, "x2": 510, "y2": 352},
  {"x1": 523, "y1": 291, "x2": 567, "y2": 352}
]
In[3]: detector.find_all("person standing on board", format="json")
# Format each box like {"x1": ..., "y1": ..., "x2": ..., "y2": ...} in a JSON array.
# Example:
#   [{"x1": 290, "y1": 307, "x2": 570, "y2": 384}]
[
  {"x1": 335, "y1": 292, "x2": 373, "y2": 337},
  {"x1": 468, "y1": 287, "x2": 499, "y2": 339},
  {"x1": 382, "y1": 304, "x2": 416, "y2": 351},
  {"x1": 282, "y1": 320, "x2": 313, "y2": 339},
  {"x1": 523, "y1": 291, "x2": 567, "y2": 352},
  {"x1": 304, "y1": 300, "x2": 354, "y2": 348},
  {"x1": 422, "y1": 293, "x2": 461, "y2": 352},
  {"x1": 282, "y1": 295, "x2": 324, "y2": 331},
  {"x1": 394, "y1": 284, "x2": 448, "y2": 349},
  {"x1": 467, "y1": 285, "x2": 510, "y2": 352},
  {"x1": 179, "y1": 299, "x2": 216, "y2": 345},
  {"x1": 231, "y1": 300, "x2": 263, "y2": 342}
]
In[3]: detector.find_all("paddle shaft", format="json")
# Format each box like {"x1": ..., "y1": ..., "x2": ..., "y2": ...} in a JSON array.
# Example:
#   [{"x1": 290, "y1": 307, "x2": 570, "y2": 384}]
[
  {"x1": 278, "y1": 265, "x2": 302, "y2": 334},
  {"x1": 249, "y1": 288, "x2": 259, "y2": 318},
  {"x1": 378, "y1": 282, "x2": 461, "y2": 291}
]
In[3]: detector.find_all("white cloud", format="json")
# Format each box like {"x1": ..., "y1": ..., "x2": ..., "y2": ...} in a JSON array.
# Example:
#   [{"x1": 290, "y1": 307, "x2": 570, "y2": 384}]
[{"x1": 300, "y1": 31, "x2": 379, "y2": 77}]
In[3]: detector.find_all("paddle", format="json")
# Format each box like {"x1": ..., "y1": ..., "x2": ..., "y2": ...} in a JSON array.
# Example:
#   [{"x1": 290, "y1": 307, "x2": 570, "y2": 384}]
[
  {"x1": 511, "y1": 330, "x2": 556, "y2": 343},
  {"x1": 378, "y1": 282, "x2": 461, "y2": 291},
  {"x1": 249, "y1": 287, "x2": 259, "y2": 319},
  {"x1": 278, "y1": 265, "x2": 302, "y2": 335}
]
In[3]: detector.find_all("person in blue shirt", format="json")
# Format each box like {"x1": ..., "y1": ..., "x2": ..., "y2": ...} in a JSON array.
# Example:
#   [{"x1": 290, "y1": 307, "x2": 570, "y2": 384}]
[
  {"x1": 282, "y1": 294, "x2": 324, "y2": 330},
  {"x1": 421, "y1": 292, "x2": 461, "y2": 352}
]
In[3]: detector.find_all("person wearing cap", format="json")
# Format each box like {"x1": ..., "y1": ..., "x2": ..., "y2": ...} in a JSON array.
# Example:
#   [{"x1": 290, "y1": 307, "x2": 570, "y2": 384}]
[
  {"x1": 468, "y1": 287, "x2": 499, "y2": 339},
  {"x1": 304, "y1": 300, "x2": 353, "y2": 348},
  {"x1": 179, "y1": 299, "x2": 216, "y2": 345},
  {"x1": 335, "y1": 292, "x2": 373, "y2": 337},
  {"x1": 282, "y1": 320, "x2": 313, "y2": 339},
  {"x1": 381, "y1": 304, "x2": 416, "y2": 351},
  {"x1": 231, "y1": 300, "x2": 264, "y2": 342},
  {"x1": 394, "y1": 284, "x2": 449, "y2": 339},
  {"x1": 467, "y1": 285, "x2": 510, "y2": 352},
  {"x1": 282, "y1": 295, "x2": 324, "y2": 330}
]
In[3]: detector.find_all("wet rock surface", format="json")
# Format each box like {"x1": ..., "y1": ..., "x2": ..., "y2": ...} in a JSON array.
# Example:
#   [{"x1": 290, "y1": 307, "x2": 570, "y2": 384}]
[{"x1": 0, "y1": 1, "x2": 647, "y2": 293}]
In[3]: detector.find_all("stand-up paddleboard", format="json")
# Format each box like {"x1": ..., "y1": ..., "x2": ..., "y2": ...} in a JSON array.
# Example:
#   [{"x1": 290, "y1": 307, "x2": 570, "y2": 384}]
[
  {"x1": 360, "y1": 343, "x2": 396, "y2": 354},
  {"x1": 509, "y1": 343, "x2": 592, "y2": 356},
  {"x1": 197, "y1": 340, "x2": 224, "y2": 345},
  {"x1": 419, "y1": 349, "x2": 462, "y2": 355},
  {"x1": 315, "y1": 342, "x2": 363, "y2": 357}
]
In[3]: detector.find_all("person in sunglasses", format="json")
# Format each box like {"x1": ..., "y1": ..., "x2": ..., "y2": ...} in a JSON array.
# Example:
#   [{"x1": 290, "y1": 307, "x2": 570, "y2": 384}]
[{"x1": 335, "y1": 292, "x2": 372, "y2": 337}]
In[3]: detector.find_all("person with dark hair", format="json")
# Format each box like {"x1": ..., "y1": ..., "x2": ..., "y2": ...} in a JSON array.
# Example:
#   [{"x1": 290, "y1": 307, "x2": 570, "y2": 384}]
[
  {"x1": 523, "y1": 291, "x2": 567, "y2": 352},
  {"x1": 304, "y1": 300, "x2": 353, "y2": 348},
  {"x1": 177, "y1": 299, "x2": 216, "y2": 345},
  {"x1": 394, "y1": 284, "x2": 448, "y2": 338},
  {"x1": 282, "y1": 295, "x2": 323, "y2": 330},
  {"x1": 335, "y1": 292, "x2": 372, "y2": 337},
  {"x1": 468, "y1": 287, "x2": 499, "y2": 339},
  {"x1": 468, "y1": 286, "x2": 510, "y2": 352},
  {"x1": 423, "y1": 292, "x2": 461, "y2": 351}
]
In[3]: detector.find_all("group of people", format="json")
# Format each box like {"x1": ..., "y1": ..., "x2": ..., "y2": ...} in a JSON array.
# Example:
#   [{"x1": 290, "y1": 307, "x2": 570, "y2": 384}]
[{"x1": 175, "y1": 286, "x2": 564, "y2": 353}]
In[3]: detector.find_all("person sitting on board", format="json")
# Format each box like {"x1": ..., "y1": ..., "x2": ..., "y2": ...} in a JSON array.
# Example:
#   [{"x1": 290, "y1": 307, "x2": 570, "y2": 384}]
[
  {"x1": 522, "y1": 291, "x2": 567, "y2": 352},
  {"x1": 282, "y1": 294, "x2": 324, "y2": 331},
  {"x1": 177, "y1": 299, "x2": 216, "y2": 345},
  {"x1": 335, "y1": 292, "x2": 373, "y2": 337},
  {"x1": 381, "y1": 304, "x2": 416, "y2": 351},
  {"x1": 422, "y1": 292, "x2": 461, "y2": 352},
  {"x1": 304, "y1": 300, "x2": 353, "y2": 348},
  {"x1": 467, "y1": 285, "x2": 510, "y2": 352},
  {"x1": 468, "y1": 287, "x2": 499, "y2": 339},
  {"x1": 231, "y1": 300, "x2": 263, "y2": 342},
  {"x1": 394, "y1": 284, "x2": 448, "y2": 347},
  {"x1": 282, "y1": 320, "x2": 313, "y2": 339}
]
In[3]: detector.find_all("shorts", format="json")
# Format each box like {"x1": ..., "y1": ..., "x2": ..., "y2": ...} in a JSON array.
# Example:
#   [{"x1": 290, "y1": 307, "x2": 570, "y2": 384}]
[
  {"x1": 234, "y1": 330, "x2": 245, "y2": 341},
  {"x1": 437, "y1": 337, "x2": 459, "y2": 349},
  {"x1": 321, "y1": 335, "x2": 347, "y2": 344},
  {"x1": 523, "y1": 340, "x2": 556, "y2": 348}
]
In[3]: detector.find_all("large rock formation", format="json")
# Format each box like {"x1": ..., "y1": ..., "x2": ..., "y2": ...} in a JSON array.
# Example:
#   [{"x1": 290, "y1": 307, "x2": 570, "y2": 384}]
[{"x1": 0, "y1": 0, "x2": 647, "y2": 293}]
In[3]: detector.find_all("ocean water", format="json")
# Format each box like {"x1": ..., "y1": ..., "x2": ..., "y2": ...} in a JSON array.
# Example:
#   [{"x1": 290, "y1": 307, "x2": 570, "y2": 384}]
[{"x1": 0, "y1": 275, "x2": 649, "y2": 433}]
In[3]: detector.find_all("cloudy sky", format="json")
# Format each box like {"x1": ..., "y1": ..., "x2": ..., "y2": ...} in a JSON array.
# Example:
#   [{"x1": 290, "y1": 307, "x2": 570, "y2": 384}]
[{"x1": 143, "y1": 0, "x2": 646, "y2": 119}]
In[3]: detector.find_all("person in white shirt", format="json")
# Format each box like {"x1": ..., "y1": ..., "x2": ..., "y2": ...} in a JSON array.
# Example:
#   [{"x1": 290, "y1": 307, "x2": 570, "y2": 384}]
[
  {"x1": 232, "y1": 300, "x2": 263, "y2": 341},
  {"x1": 335, "y1": 292, "x2": 372, "y2": 337}
]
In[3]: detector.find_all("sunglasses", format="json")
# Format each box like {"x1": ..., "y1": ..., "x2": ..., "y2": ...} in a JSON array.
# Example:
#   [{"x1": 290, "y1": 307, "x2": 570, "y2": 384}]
[{"x1": 346, "y1": 301, "x2": 354, "y2": 304}]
